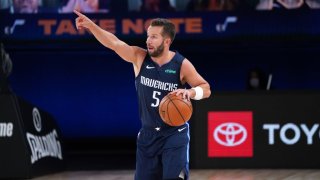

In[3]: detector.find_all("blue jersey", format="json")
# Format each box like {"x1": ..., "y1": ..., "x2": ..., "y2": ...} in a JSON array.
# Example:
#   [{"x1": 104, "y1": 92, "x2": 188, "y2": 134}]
[{"x1": 135, "y1": 51, "x2": 186, "y2": 129}]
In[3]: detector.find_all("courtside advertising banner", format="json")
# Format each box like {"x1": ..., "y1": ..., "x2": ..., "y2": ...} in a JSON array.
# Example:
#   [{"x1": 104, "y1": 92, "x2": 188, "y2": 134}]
[
  {"x1": 0, "y1": 94, "x2": 64, "y2": 179},
  {"x1": 191, "y1": 91, "x2": 320, "y2": 168},
  {"x1": 208, "y1": 111, "x2": 253, "y2": 158}
]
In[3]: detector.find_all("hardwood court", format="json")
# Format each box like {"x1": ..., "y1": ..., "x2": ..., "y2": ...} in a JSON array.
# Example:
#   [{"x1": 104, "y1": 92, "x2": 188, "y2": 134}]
[{"x1": 33, "y1": 169, "x2": 320, "y2": 180}]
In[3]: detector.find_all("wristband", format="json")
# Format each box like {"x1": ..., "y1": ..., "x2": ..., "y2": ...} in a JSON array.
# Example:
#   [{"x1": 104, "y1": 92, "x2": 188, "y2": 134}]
[{"x1": 192, "y1": 86, "x2": 203, "y2": 100}]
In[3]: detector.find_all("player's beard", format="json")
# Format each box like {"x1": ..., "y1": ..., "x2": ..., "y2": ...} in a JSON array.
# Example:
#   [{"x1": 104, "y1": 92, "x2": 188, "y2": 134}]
[{"x1": 148, "y1": 40, "x2": 165, "y2": 57}]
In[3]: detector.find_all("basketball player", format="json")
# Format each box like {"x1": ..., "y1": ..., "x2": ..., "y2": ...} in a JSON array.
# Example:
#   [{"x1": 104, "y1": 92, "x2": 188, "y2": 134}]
[{"x1": 74, "y1": 10, "x2": 211, "y2": 180}]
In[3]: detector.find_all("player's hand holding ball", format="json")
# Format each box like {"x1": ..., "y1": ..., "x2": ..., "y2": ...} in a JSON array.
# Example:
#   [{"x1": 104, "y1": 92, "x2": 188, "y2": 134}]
[{"x1": 159, "y1": 90, "x2": 193, "y2": 126}]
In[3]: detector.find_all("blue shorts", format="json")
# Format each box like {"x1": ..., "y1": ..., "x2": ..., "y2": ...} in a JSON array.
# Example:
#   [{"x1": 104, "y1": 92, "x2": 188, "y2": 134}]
[{"x1": 135, "y1": 124, "x2": 190, "y2": 180}]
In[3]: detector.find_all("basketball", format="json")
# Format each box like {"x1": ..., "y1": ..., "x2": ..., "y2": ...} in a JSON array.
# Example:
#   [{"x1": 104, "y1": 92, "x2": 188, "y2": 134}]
[{"x1": 159, "y1": 94, "x2": 193, "y2": 126}]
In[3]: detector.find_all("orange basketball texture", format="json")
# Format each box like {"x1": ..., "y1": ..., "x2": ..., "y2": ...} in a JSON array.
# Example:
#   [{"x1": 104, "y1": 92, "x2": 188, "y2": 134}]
[{"x1": 159, "y1": 94, "x2": 193, "y2": 126}]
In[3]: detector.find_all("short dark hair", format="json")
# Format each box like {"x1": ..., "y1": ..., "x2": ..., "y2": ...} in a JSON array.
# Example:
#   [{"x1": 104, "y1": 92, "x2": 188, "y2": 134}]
[{"x1": 150, "y1": 18, "x2": 176, "y2": 43}]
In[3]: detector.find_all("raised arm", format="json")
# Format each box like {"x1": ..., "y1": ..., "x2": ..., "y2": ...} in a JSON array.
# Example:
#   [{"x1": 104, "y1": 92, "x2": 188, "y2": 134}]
[{"x1": 74, "y1": 10, "x2": 146, "y2": 65}]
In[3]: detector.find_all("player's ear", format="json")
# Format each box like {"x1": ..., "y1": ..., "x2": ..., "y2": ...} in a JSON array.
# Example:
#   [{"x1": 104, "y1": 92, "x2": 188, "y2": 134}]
[{"x1": 165, "y1": 38, "x2": 171, "y2": 46}]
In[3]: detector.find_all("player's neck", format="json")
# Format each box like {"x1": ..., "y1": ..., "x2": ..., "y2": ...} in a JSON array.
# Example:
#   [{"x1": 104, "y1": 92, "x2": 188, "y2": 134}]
[{"x1": 151, "y1": 50, "x2": 174, "y2": 67}]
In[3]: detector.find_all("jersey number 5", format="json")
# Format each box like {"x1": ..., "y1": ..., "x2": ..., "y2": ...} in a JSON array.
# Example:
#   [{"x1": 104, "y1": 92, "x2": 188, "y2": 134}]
[{"x1": 151, "y1": 91, "x2": 161, "y2": 107}]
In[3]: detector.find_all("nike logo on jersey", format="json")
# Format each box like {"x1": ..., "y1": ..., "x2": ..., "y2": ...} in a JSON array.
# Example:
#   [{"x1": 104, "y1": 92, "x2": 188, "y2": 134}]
[
  {"x1": 146, "y1": 65, "x2": 155, "y2": 69},
  {"x1": 178, "y1": 127, "x2": 187, "y2": 132}
]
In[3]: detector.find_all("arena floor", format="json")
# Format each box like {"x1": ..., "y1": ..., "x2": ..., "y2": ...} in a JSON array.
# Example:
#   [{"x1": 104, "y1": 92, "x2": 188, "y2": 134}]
[{"x1": 33, "y1": 169, "x2": 320, "y2": 180}]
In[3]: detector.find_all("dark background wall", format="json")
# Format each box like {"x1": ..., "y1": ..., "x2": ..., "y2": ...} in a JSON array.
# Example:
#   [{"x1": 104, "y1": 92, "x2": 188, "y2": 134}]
[
  {"x1": 2, "y1": 9, "x2": 320, "y2": 169},
  {"x1": 5, "y1": 38, "x2": 320, "y2": 138}
]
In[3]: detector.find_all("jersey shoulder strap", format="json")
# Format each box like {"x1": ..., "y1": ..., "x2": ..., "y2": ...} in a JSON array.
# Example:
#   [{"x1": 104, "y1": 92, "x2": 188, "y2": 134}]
[{"x1": 172, "y1": 51, "x2": 185, "y2": 65}]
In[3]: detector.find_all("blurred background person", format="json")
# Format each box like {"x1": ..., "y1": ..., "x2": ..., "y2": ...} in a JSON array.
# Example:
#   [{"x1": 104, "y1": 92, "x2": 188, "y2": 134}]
[
  {"x1": 11, "y1": 0, "x2": 39, "y2": 13},
  {"x1": 128, "y1": 0, "x2": 142, "y2": 11},
  {"x1": 59, "y1": 0, "x2": 109, "y2": 13},
  {"x1": 306, "y1": 0, "x2": 320, "y2": 8},
  {"x1": 256, "y1": 0, "x2": 320, "y2": 10},
  {"x1": 186, "y1": 0, "x2": 240, "y2": 11},
  {"x1": 246, "y1": 67, "x2": 268, "y2": 90},
  {"x1": 4, "y1": 0, "x2": 62, "y2": 13},
  {"x1": 186, "y1": 0, "x2": 210, "y2": 11},
  {"x1": 41, "y1": 0, "x2": 60, "y2": 11},
  {"x1": 218, "y1": 0, "x2": 240, "y2": 10},
  {"x1": 129, "y1": 0, "x2": 176, "y2": 12},
  {"x1": 140, "y1": 0, "x2": 176, "y2": 12},
  {"x1": 0, "y1": 0, "x2": 11, "y2": 13}
]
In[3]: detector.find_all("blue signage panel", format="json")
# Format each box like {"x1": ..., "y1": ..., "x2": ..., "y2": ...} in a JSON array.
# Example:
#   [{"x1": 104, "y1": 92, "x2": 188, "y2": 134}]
[{"x1": 1, "y1": 12, "x2": 320, "y2": 41}]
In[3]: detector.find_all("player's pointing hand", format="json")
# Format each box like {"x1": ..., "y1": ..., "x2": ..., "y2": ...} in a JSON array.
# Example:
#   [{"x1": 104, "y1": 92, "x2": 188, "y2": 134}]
[{"x1": 74, "y1": 10, "x2": 94, "y2": 30}]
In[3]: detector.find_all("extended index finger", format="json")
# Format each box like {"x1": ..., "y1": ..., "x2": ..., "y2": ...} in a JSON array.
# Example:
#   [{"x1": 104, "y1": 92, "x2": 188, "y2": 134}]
[{"x1": 73, "y1": 9, "x2": 84, "y2": 17}]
